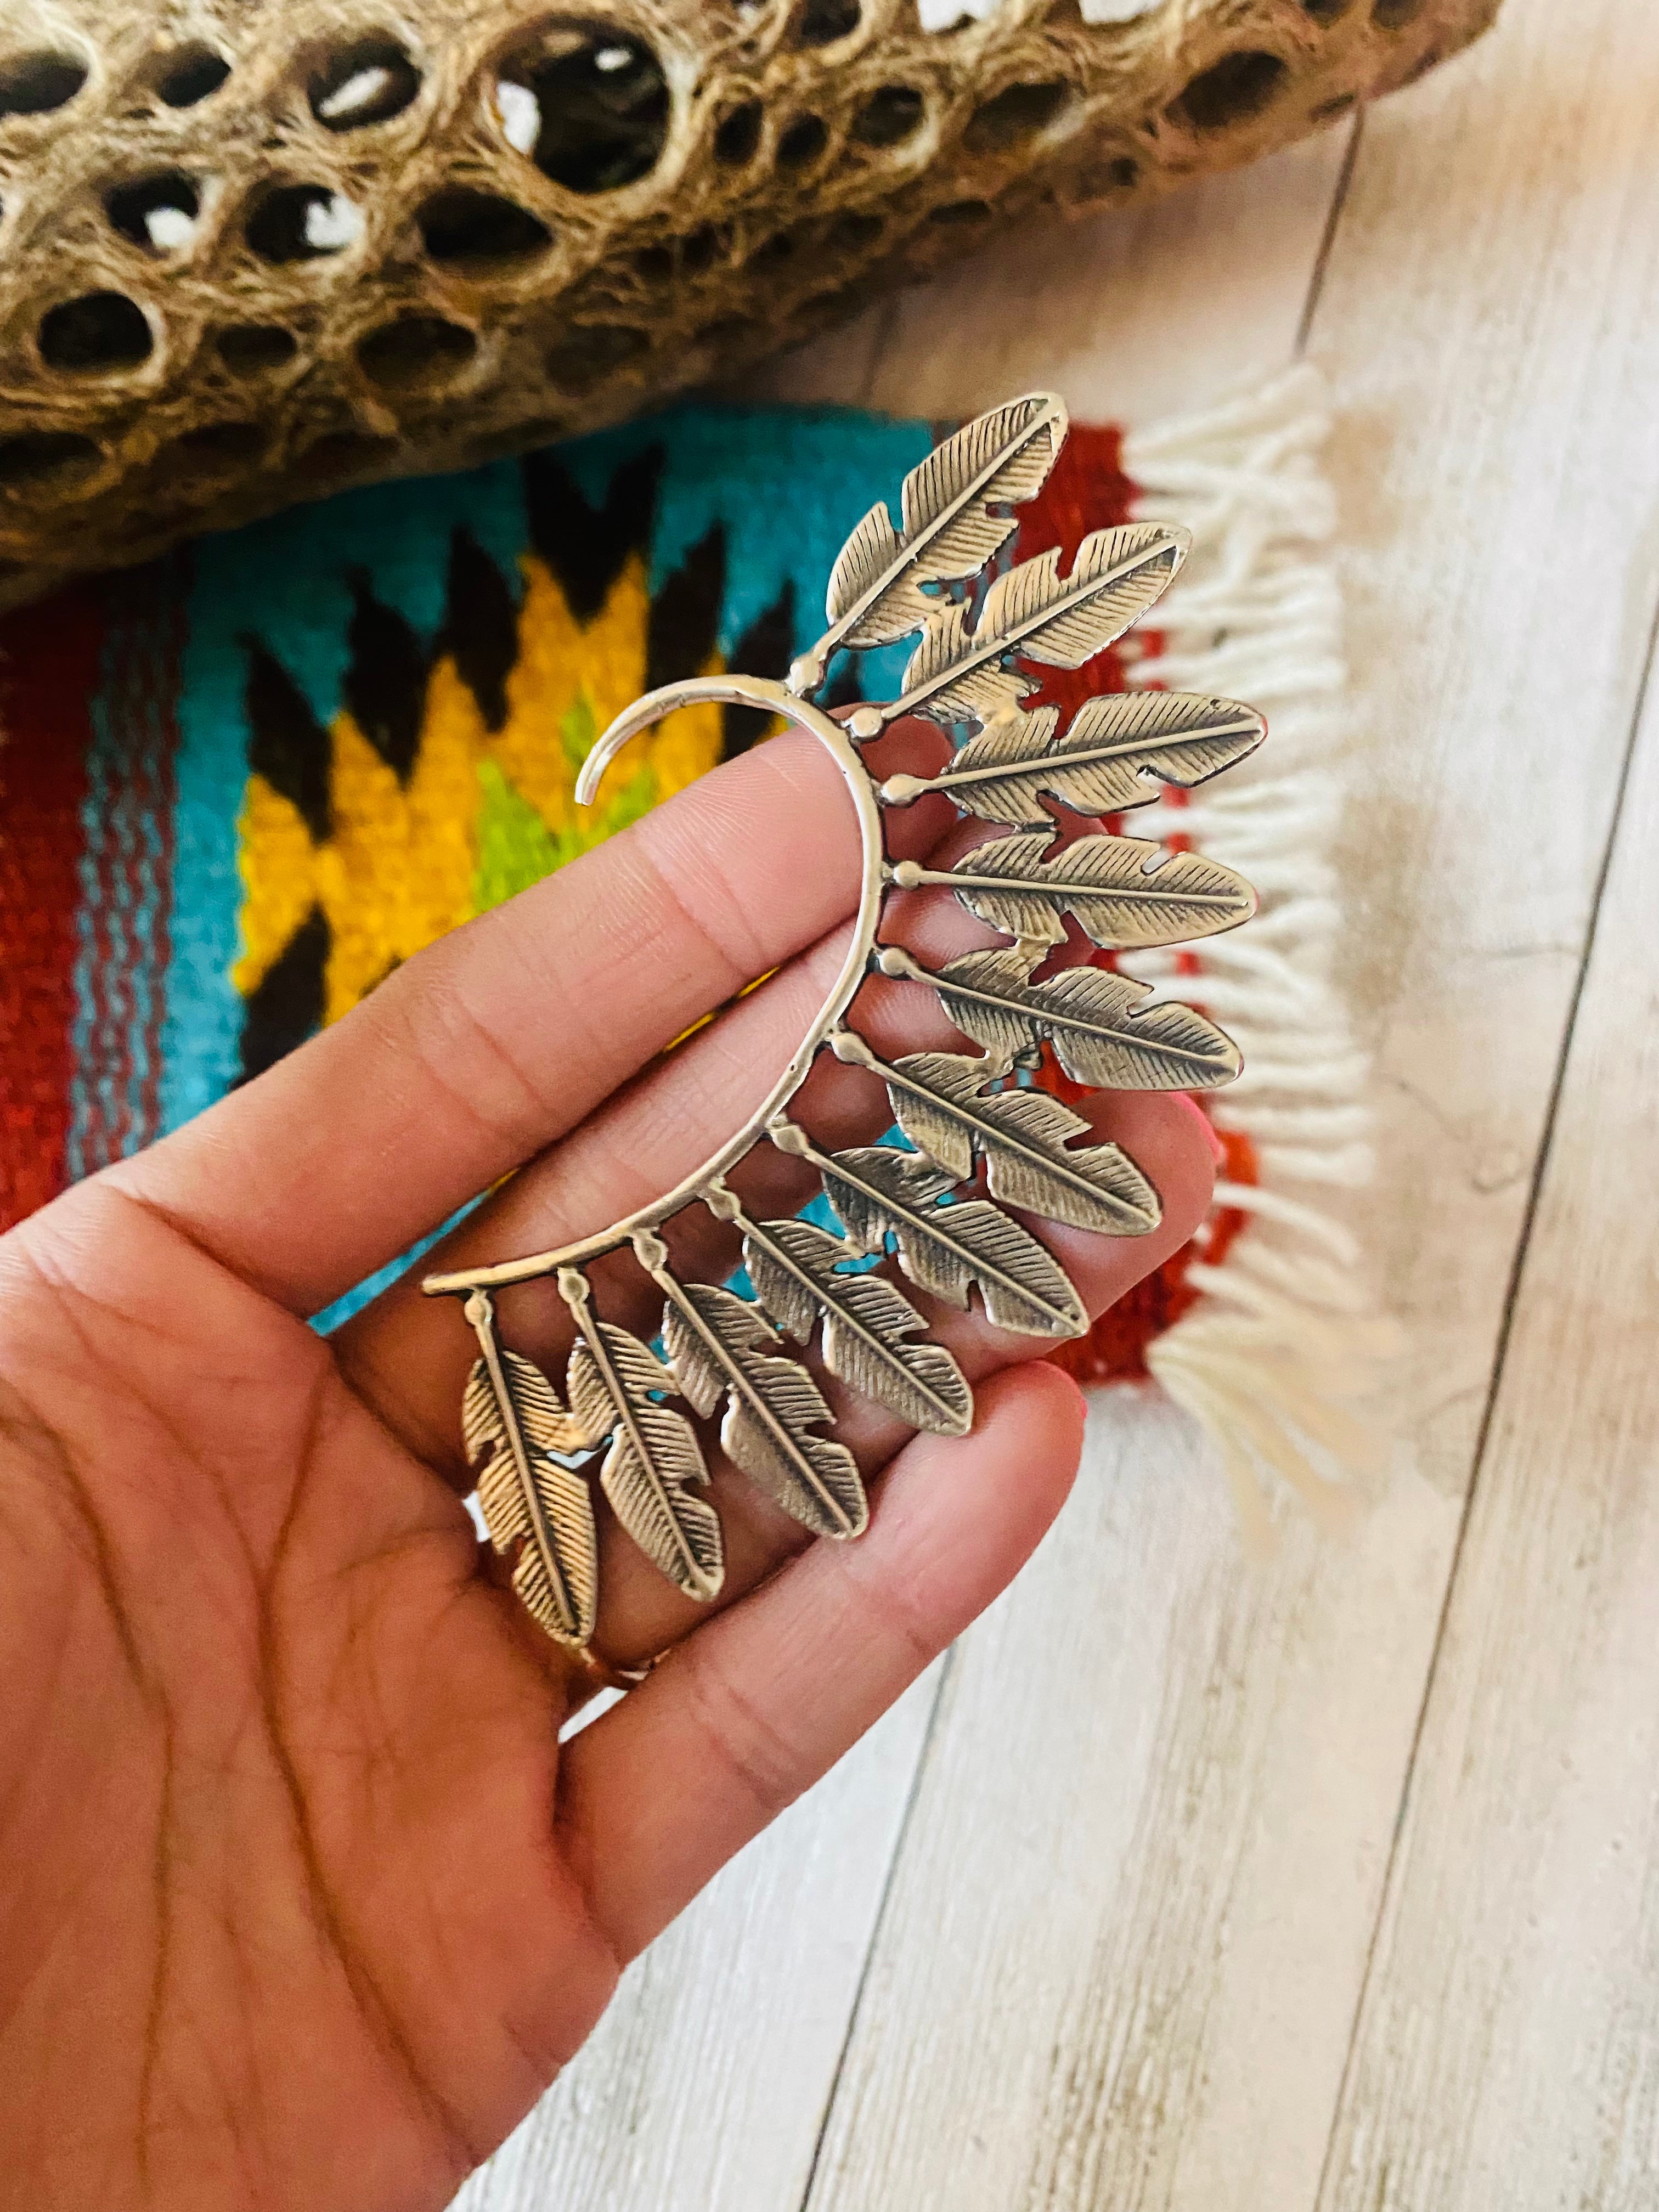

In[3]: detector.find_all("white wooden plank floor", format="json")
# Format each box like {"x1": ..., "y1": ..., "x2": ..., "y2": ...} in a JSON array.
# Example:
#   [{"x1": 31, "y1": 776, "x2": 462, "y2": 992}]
[{"x1": 460, "y1": 1, "x2": 1659, "y2": 2202}]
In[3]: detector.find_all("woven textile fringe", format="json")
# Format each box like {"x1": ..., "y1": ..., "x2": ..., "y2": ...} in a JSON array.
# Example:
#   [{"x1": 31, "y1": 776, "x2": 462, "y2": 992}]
[{"x1": 1121, "y1": 364, "x2": 1391, "y2": 1542}]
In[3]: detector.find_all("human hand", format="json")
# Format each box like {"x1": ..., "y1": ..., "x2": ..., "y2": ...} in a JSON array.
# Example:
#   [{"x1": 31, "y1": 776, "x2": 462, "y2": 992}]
[{"x1": 0, "y1": 727, "x2": 1213, "y2": 2210}]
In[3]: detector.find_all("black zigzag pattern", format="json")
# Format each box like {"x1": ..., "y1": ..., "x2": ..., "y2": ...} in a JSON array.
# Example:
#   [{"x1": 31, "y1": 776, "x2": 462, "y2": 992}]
[
  {"x1": 723, "y1": 580, "x2": 796, "y2": 755},
  {"x1": 236, "y1": 906, "x2": 329, "y2": 1085},
  {"x1": 523, "y1": 442, "x2": 662, "y2": 622},
  {"x1": 242, "y1": 639, "x2": 331, "y2": 843},
  {"x1": 234, "y1": 444, "x2": 808, "y2": 1086},
  {"x1": 647, "y1": 523, "x2": 726, "y2": 696},
  {"x1": 342, "y1": 574, "x2": 427, "y2": 782},
  {"x1": 441, "y1": 527, "x2": 519, "y2": 735}
]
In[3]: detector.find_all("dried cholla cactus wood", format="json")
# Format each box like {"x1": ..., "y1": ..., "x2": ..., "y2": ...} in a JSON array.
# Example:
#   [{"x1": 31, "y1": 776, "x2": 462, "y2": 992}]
[{"x1": 0, "y1": 0, "x2": 1498, "y2": 608}]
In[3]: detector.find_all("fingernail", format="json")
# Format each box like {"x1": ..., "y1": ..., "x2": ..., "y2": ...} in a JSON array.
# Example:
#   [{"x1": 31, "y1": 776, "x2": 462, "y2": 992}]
[
  {"x1": 1050, "y1": 1364, "x2": 1091, "y2": 1425},
  {"x1": 1177, "y1": 1091, "x2": 1226, "y2": 1166}
]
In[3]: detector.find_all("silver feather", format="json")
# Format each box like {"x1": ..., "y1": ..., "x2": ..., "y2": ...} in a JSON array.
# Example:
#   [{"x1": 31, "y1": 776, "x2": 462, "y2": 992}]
[
  {"x1": 896, "y1": 599, "x2": 1035, "y2": 727},
  {"x1": 898, "y1": 945, "x2": 1243, "y2": 1091},
  {"x1": 980, "y1": 525, "x2": 1189, "y2": 666},
  {"x1": 659, "y1": 1275, "x2": 867, "y2": 1539},
  {"x1": 461, "y1": 1294, "x2": 597, "y2": 1649},
  {"x1": 421, "y1": 391, "x2": 1269, "y2": 1667},
  {"x1": 939, "y1": 830, "x2": 1256, "y2": 952},
  {"x1": 739, "y1": 1211, "x2": 973, "y2": 1436},
  {"x1": 813, "y1": 1141, "x2": 1087, "y2": 1339},
  {"x1": 885, "y1": 690, "x2": 1266, "y2": 826},
  {"x1": 809, "y1": 392, "x2": 1066, "y2": 674},
  {"x1": 889, "y1": 523, "x2": 1189, "y2": 729},
  {"x1": 868, "y1": 1046, "x2": 1160, "y2": 1237},
  {"x1": 563, "y1": 1293, "x2": 723, "y2": 1602}
]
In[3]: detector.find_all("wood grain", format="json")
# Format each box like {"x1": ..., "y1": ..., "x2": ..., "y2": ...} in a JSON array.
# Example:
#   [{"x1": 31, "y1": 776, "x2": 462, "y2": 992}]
[
  {"x1": 459, "y1": 129, "x2": 1355, "y2": 2212},
  {"x1": 1318, "y1": 0, "x2": 1659, "y2": 1492},
  {"x1": 806, "y1": 1398, "x2": 1458, "y2": 2212},
  {"x1": 1319, "y1": 600, "x2": 1659, "y2": 2212},
  {"x1": 861, "y1": 127, "x2": 1355, "y2": 431},
  {"x1": 453, "y1": 1674, "x2": 939, "y2": 2212},
  {"x1": 458, "y1": 1, "x2": 1659, "y2": 2198},
  {"x1": 803, "y1": 2, "x2": 1659, "y2": 2205}
]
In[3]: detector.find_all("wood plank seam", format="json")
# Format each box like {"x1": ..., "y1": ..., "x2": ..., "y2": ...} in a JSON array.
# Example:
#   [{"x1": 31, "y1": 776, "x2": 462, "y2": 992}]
[
  {"x1": 1308, "y1": 530, "x2": 1659, "y2": 2212},
  {"x1": 1295, "y1": 113, "x2": 1365, "y2": 358},
  {"x1": 793, "y1": 1646, "x2": 962, "y2": 2212},
  {"x1": 792, "y1": 1, "x2": 1659, "y2": 2191},
  {"x1": 461, "y1": 123, "x2": 1359, "y2": 2212}
]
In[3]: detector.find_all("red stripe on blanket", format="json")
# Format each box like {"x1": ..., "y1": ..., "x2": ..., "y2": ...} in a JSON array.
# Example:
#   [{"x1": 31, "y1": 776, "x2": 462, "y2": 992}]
[{"x1": 0, "y1": 588, "x2": 100, "y2": 1231}]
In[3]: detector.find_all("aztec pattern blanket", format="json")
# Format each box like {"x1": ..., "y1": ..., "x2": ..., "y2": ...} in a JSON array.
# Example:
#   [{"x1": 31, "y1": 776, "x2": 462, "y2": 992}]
[{"x1": 0, "y1": 374, "x2": 1370, "y2": 1522}]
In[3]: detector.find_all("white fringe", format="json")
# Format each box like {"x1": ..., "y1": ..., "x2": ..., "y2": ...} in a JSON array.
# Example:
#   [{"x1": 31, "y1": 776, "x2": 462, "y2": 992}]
[{"x1": 1119, "y1": 363, "x2": 1394, "y2": 1533}]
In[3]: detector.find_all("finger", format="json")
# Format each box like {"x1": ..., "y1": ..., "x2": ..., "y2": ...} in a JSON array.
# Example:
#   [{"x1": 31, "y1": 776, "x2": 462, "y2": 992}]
[
  {"x1": 341, "y1": 1022, "x2": 1210, "y2": 1674},
  {"x1": 334, "y1": 792, "x2": 1210, "y2": 1483},
  {"x1": 329, "y1": 792, "x2": 1106, "y2": 1430},
  {"x1": 575, "y1": 1084, "x2": 1213, "y2": 1672},
  {"x1": 554, "y1": 1361, "x2": 1086, "y2": 1962},
  {"x1": 333, "y1": 927, "x2": 898, "y2": 1464},
  {"x1": 101, "y1": 729, "x2": 957, "y2": 1317},
  {"x1": 320, "y1": 769, "x2": 1212, "y2": 1663}
]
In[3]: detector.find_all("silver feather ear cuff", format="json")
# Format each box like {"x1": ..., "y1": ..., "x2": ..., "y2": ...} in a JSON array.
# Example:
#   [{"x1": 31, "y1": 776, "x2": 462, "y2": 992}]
[{"x1": 422, "y1": 392, "x2": 1263, "y2": 1658}]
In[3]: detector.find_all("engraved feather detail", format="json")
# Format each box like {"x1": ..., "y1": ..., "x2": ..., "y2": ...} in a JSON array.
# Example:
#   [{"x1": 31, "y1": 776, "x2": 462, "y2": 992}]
[
  {"x1": 656, "y1": 1269, "x2": 868, "y2": 1538},
  {"x1": 805, "y1": 392, "x2": 1066, "y2": 680},
  {"x1": 887, "y1": 522, "x2": 1189, "y2": 730},
  {"x1": 832, "y1": 1032, "x2": 1159, "y2": 1236},
  {"x1": 461, "y1": 1291, "x2": 597, "y2": 1648},
  {"x1": 897, "y1": 599, "x2": 1032, "y2": 727},
  {"x1": 878, "y1": 944, "x2": 1243, "y2": 1091},
  {"x1": 979, "y1": 524, "x2": 1188, "y2": 667},
  {"x1": 561, "y1": 1273, "x2": 723, "y2": 1602},
  {"x1": 424, "y1": 389, "x2": 1264, "y2": 1661},
  {"x1": 798, "y1": 1133, "x2": 1088, "y2": 1340},
  {"x1": 881, "y1": 691, "x2": 1266, "y2": 826},
  {"x1": 933, "y1": 830, "x2": 1256, "y2": 952},
  {"x1": 737, "y1": 1206, "x2": 973, "y2": 1436}
]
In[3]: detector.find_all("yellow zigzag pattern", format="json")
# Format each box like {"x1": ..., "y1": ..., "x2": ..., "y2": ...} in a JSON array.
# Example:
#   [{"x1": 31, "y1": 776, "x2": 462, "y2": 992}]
[{"x1": 234, "y1": 550, "x2": 727, "y2": 1026}]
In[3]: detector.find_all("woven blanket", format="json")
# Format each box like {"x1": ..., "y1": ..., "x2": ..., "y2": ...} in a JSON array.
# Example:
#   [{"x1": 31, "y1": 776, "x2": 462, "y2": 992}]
[{"x1": 0, "y1": 372, "x2": 1371, "y2": 1521}]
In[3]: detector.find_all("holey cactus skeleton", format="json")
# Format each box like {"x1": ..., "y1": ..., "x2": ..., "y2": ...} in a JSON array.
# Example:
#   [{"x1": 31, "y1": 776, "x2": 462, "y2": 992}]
[{"x1": 0, "y1": 0, "x2": 1498, "y2": 608}]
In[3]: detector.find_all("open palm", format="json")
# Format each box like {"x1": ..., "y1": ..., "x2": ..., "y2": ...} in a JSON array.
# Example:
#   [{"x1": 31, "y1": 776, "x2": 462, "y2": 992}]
[{"x1": 0, "y1": 730, "x2": 1211, "y2": 2211}]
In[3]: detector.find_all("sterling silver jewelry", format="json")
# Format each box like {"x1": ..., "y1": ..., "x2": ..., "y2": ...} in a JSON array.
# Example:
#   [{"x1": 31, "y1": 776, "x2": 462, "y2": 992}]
[{"x1": 423, "y1": 392, "x2": 1261, "y2": 1657}]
